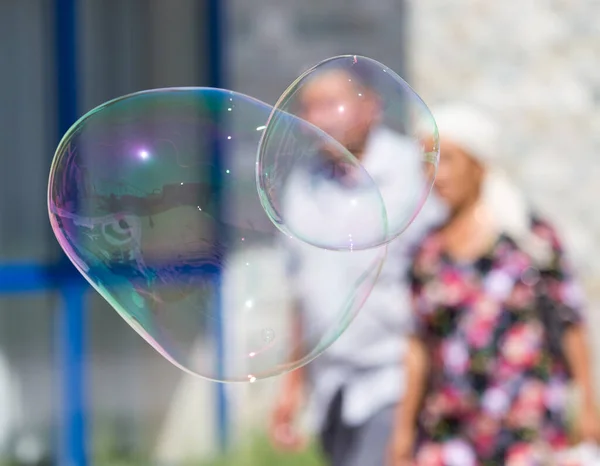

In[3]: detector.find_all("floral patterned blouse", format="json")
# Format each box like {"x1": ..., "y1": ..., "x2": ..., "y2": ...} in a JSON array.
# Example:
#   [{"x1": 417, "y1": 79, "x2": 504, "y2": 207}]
[{"x1": 409, "y1": 217, "x2": 585, "y2": 466}]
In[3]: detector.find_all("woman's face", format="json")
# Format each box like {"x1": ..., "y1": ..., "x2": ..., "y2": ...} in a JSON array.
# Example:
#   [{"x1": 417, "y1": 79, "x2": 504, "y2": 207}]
[{"x1": 434, "y1": 139, "x2": 484, "y2": 211}]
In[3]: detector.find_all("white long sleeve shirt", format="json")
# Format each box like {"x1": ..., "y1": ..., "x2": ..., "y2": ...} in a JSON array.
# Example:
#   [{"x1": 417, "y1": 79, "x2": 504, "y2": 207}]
[{"x1": 281, "y1": 127, "x2": 446, "y2": 429}]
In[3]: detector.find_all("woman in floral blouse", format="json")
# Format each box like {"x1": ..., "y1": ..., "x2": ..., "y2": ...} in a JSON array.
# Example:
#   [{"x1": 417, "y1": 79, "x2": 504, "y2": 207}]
[{"x1": 389, "y1": 104, "x2": 600, "y2": 466}]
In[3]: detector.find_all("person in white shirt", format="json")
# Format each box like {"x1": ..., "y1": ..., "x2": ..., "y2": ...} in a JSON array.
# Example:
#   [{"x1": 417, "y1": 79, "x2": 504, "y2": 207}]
[{"x1": 268, "y1": 66, "x2": 446, "y2": 465}]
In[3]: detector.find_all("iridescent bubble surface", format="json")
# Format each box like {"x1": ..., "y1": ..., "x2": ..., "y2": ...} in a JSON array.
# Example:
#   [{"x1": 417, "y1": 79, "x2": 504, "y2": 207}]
[
  {"x1": 48, "y1": 88, "x2": 386, "y2": 382},
  {"x1": 258, "y1": 55, "x2": 439, "y2": 251}
]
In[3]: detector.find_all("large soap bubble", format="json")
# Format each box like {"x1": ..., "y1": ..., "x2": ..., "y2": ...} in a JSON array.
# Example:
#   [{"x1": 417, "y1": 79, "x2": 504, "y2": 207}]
[
  {"x1": 48, "y1": 88, "x2": 386, "y2": 382},
  {"x1": 258, "y1": 55, "x2": 439, "y2": 251}
]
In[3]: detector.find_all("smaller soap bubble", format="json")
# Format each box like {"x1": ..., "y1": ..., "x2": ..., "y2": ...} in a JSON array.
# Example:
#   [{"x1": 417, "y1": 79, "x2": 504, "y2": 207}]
[{"x1": 258, "y1": 55, "x2": 439, "y2": 251}]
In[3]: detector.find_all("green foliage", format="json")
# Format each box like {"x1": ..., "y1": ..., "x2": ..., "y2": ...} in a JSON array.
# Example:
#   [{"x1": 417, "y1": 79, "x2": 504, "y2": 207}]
[
  {"x1": 87, "y1": 434, "x2": 325, "y2": 466},
  {"x1": 194, "y1": 437, "x2": 325, "y2": 466},
  {"x1": 0, "y1": 428, "x2": 324, "y2": 466}
]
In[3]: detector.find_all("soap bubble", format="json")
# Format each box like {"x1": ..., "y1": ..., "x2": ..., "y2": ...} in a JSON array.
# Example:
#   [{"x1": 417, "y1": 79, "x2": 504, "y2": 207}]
[
  {"x1": 48, "y1": 88, "x2": 386, "y2": 382},
  {"x1": 258, "y1": 55, "x2": 439, "y2": 251}
]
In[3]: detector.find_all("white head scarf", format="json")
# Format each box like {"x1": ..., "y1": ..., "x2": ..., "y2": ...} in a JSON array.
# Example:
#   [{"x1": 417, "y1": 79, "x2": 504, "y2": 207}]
[{"x1": 432, "y1": 103, "x2": 553, "y2": 267}]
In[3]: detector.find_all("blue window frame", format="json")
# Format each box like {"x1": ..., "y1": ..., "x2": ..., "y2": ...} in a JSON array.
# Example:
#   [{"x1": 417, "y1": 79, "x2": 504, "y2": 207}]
[{"x1": 0, "y1": 1, "x2": 229, "y2": 464}]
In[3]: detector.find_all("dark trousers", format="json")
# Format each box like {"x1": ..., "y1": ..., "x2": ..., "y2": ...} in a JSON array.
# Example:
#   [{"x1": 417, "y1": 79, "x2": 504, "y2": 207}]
[{"x1": 319, "y1": 390, "x2": 396, "y2": 466}]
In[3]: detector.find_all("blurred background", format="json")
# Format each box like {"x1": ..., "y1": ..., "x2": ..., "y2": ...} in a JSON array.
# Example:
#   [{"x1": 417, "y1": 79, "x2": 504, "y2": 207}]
[{"x1": 0, "y1": 0, "x2": 599, "y2": 465}]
